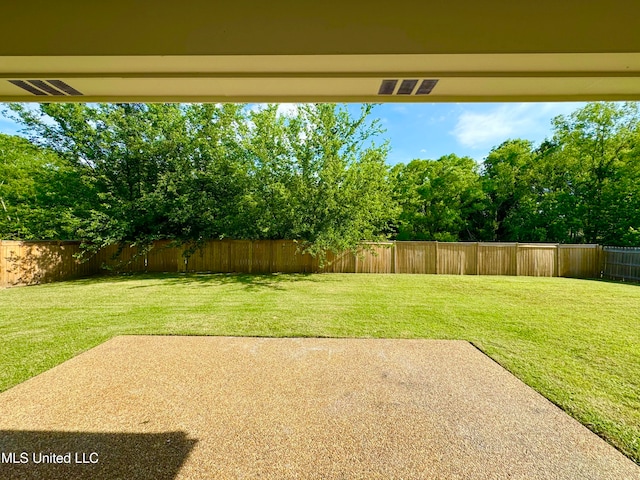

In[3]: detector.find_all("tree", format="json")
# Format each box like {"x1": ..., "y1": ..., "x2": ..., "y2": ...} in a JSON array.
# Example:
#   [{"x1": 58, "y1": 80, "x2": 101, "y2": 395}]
[
  {"x1": 7, "y1": 103, "x2": 253, "y2": 254},
  {"x1": 551, "y1": 102, "x2": 640, "y2": 244},
  {"x1": 243, "y1": 103, "x2": 397, "y2": 256},
  {"x1": 479, "y1": 103, "x2": 640, "y2": 245},
  {"x1": 481, "y1": 139, "x2": 537, "y2": 241},
  {"x1": 0, "y1": 133, "x2": 92, "y2": 240},
  {"x1": 391, "y1": 154, "x2": 486, "y2": 241},
  {"x1": 7, "y1": 102, "x2": 396, "y2": 258}
]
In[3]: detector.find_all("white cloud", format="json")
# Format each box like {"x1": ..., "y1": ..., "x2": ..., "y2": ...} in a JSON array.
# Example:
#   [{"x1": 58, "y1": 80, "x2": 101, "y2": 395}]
[
  {"x1": 419, "y1": 149, "x2": 427, "y2": 153},
  {"x1": 451, "y1": 102, "x2": 586, "y2": 150}
]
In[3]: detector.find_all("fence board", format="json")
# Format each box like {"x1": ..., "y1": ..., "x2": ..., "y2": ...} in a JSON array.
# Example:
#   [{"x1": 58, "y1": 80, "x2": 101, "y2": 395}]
[
  {"x1": 106, "y1": 244, "x2": 146, "y2": 273},
  {"x1": 0, "y1": 239, "x2": 627, "y2": 287},
  {"x1": 517, "y1": 244, "x2": 557, "y2": 277},
  {"x1": 558, "y1": 244, "x2": 601, "y2": 278},
  {"x1": 395, "y1": 242, "x2": 437, "y2": 274},
  {"x1": 438, "y1": 243, "x2": 478, "y2": 275},
  {"x1": 146, "y1": 241, "x2": 180, "y2": 273},
  {"x1": 271, "y1": 240, "x2": 295, "y2": 273},
  {"x1": 0, "y1": 240, "x2": 92, "y2": 286},
  {"x1": 251, "y1": 240, "x2": 273, "y2": 273},
  {"x1": 478, "y1": 243, "x2": 517, "y2": 276},
  {"x1": 603, "y1": 246, "x2": 640, "y2": 282},
  {"x1": 185, "y1": 241, "x2": 220, "y2": 272},
  {"x1": 226, "y1": 240, "x2": 250, "y2": 273},
  {"x1": 356, "y1": 243, "x2": 394, "y2": 273},
  {"x1": 321, "y1": 249, "x2": 356, "y2": 273}
]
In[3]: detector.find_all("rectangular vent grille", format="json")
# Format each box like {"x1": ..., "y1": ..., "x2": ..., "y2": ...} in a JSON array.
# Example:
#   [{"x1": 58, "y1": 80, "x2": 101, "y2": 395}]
[
  {"x1": 28, "y1": 80, "x2": 66, "y2": 96},
  {"x1": 378, "y1": 78, "x2": 438, "y2": 96},
  {"x1": 416, "y1": 79, "x2": 439, "y2": 95},
  {"x1": 397, "y1": 79, "x2": 418, "y2": 95},
  {"x1": 8, "y1": 80, "x2": 48, "y2": 96},
  {"x1": 7, "y1": 79, "x2": 83, "y2": 96},
  {"x1": 378, "y1": 79, "x2": 398, "y2": 95},
  {"x1": 47, "y1": 80, "x2": 83, "y2": 96}
]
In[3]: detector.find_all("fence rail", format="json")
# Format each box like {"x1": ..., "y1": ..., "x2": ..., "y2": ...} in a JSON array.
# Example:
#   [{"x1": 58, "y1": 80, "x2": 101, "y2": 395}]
[
  {"x1": 0, "y1": 239, "x2": 606, "y2": 288},
  {"x1": 602, "y1": 246, "x2": 640, "y2": 282}
]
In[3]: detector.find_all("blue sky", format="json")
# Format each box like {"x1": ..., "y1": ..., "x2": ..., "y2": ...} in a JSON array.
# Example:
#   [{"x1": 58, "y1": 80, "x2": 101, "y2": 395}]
[
  {"x1": 1, "y1": 102, "x2": 591, "y2": 165},
  {"x1": 351, "y1": 102, "x2": 589, "y2": 164}
]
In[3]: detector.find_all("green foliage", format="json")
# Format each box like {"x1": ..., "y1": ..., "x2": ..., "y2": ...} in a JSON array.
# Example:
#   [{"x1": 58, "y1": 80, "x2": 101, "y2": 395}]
[
  {"x1": 474, "y1": 103, "x2": 640, "y2": 245},
  {"x1": 481, "y1": 139, "x2": 536, "y2": 241},
  {"x1": 390, "y1": 102, "x2": 639, "y2": 247},
  {"x1": 243, "y1": 104, "x2": 397, "y2": 256},
  {"x1": 5, "y1": 103, "x2": 395, "y2": 258},
  {"x1": 3, "y1": 101, "x2": 640, "y2": 248},
  {"x1": 0, "y1": 133, "x2": 93, "y2": 240},
  {"x1": 550, "y1": 102, "x2": 640, "y2": 244},
  {"x1": 390, "y1": 154, "x2": 487, "y2": 241}
]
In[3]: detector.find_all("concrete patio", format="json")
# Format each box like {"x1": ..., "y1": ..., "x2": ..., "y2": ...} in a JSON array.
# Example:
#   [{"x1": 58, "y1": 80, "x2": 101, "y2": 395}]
[{"x1": 0, "y1": 336, "x2": 637, "y2": 479}]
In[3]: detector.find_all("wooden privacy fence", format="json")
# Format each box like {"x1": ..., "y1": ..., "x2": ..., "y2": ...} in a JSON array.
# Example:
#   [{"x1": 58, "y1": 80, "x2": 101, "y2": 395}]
[
  {"x1": 1, "y1": 239, "x2": 604, "y2": 287},
  {"x1": 0, "y1": 240, "x2": 99, "y2": 287},
  {"x1": 392, "y1": 242, "x2": 601, "y2": 277},
  {"x1": 602, "y1": 246, "x2": 640, "y2": 282}
]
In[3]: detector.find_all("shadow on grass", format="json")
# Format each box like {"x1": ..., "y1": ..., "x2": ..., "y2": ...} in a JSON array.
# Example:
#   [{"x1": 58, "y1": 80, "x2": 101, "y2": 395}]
[
  {"x1": 62, "y1": 272, "x2": 323, "y2": 291},
  {"x1": 0, "y1": 430, "x2": 197, "y2": 480}
]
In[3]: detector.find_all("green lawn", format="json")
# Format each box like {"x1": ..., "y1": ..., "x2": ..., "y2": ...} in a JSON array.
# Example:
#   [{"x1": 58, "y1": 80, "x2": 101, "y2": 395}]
[{"x1": 1, "y1": 273, "x2": 638, "y2": 463}]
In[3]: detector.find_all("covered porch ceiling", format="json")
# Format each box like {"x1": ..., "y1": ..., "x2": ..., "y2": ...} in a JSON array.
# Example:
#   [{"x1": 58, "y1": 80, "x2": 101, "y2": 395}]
[{"x1": 1, "y1": 0, "x2": 639, "y2": 103}]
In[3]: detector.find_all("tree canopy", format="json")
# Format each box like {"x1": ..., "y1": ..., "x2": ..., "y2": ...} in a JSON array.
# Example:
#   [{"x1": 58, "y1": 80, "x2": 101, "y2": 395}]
[
  {"x1": 3, "y1": 103, "x2": 396, "y2": 258},
  {"x1": 2, "y1": 101, "x2": 639, "y2": 253}
]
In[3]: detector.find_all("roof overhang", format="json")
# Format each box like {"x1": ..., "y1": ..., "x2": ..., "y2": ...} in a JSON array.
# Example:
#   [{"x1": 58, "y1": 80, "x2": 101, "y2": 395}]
[{"x1": 2, "y1": 0, "x2": 639, "y2": 102}]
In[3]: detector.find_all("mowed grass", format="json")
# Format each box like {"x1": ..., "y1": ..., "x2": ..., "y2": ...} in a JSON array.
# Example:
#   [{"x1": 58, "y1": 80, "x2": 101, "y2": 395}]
[{"x1": 0, "y1": 273, "x2": 638, "y2": 463}]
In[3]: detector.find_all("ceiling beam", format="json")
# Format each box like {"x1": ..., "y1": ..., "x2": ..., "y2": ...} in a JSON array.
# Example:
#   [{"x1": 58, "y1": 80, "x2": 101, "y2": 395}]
[{"x1": 2, "y1": 1, "x2": 639, "y2": 102}]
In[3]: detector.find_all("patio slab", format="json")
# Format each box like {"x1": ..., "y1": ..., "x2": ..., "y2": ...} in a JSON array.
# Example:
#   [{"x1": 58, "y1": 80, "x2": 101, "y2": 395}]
[{"x1": 0, "y1": 336, "x2": 638, "y2": 479}]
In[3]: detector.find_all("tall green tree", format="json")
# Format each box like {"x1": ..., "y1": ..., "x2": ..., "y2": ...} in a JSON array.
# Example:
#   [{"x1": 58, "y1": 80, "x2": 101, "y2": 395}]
[
  {"x1": 244, "y1": 104, "x2": 397, "y2": 255},
  {"x1": 7, "y1": 102, "x2": 396, "y2": 258},
  {"x1": 391, "y1": 154, "x2": 486, "y2": 241},
  {"x1": 551, "y1": 102, "x2": 640, "y2": 244},
  {"x1": 8, "y1": 103, "x2": 252, "y2": 253},
  {"x1": 480, "y1": 103, "x2": 640, "y2": 245},
  {"x1": 0, "y1": 133, "x2": 92, "y2": 240},
  {"x1": 481, "y1": 139, "x2": 537, "y2": 241}
]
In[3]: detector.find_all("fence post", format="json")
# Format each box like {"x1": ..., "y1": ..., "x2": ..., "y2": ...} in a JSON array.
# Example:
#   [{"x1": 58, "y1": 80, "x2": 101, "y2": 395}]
[
  {"x1": 515, "y1": 242, "x2": 520, "y2": 276},
  {"x1": 554, "y1": 244, "x2": 559, "y2": 277},
  {"x1": 475, "y1": 242, "x2": 479, "y2": 275},
  {"x1": 391, "y1": 240, "x2": 397, "y2": 273},
  {"x1": 435, "y1": 242, "x2": 439, "y2": 275}
]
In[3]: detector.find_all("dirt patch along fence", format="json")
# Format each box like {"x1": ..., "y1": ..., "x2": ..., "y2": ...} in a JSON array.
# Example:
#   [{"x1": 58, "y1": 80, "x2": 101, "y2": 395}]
[
  {"x1": 0, "y1": 240, "x2": 604, "y2": 287},
  {"x1": 602, "y1": 246, "x2": 640, "y2": 282}
]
